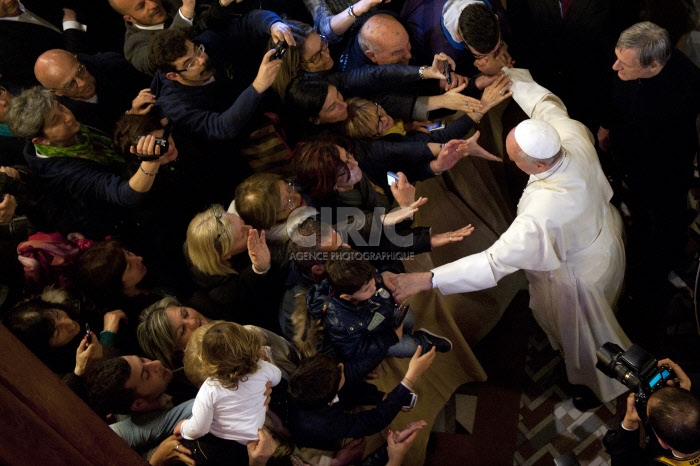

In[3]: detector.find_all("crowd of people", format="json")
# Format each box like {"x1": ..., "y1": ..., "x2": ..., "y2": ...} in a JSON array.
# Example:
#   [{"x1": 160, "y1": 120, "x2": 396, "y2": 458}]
[{"x1": 1, "y1": 0, "x2": 700, "y2": 464}]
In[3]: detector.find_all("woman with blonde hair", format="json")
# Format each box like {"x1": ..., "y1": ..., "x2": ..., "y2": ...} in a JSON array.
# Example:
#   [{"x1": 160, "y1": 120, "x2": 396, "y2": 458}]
[
  {"x1": 137, "y1": 298, "x2": 300, "y2": 374},
  {"x1": 183, "y1": 204, "x2": 282, "y2": 332}
]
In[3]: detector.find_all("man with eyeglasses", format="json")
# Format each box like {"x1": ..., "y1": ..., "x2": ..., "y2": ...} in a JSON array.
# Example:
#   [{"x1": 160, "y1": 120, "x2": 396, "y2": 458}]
[
  {"x1": 443, "y1": 1, "x2": 513, "y2": 78},
  {"x1": 147, "y1": 23, "x2": 293, "y2": 194},
  {"x1": 108, "y1": 0, "x2": 196, "y2": 76},
  {"x1": 597, "y1": 22, "x2": 700, "y2": 316},
  {"x1": 34, "y1": 49, "x2": 152, "y2": 134}
]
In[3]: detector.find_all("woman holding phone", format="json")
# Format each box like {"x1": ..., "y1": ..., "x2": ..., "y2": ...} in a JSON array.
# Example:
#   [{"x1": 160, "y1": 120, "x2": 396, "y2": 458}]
[{"x1": 2, "y1": 287, "x2": 126, "y2": 397}]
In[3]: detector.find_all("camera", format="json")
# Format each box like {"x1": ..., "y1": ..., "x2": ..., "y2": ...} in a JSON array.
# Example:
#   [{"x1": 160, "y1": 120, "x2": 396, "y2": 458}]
[
  {"x1": 136, "y1": 137, "x2": 169, "y2": 161},
  {"x1": 0, "y1": 171, "x2": 21, "y2": 197},
  {"x1": 271, "y1": 41, "x2": 288, "y2": 60},
  {"x1": 0, "y1": 215, "x2": 33, "y2": 242},
  {"x1": 596, "y1": 342, "x2": 675, "y2": 418}
]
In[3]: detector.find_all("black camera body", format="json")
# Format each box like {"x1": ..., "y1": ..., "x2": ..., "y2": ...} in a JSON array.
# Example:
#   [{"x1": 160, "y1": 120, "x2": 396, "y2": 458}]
[
  {"x1": 596, "y1": 343, "x2": 675, "y2": 418},
  {"x1": 0, "y1": 171, "x2": 21, "y2": 197},
  {"x1": 0, "y1": 215, "x2": 33, "y2": 242},
  {"x1": 271, "y1": 41, "x2": 288, "y2": 60},
  {"x1": 136, "y1": 137, "x2": 169, "y2": 161}
]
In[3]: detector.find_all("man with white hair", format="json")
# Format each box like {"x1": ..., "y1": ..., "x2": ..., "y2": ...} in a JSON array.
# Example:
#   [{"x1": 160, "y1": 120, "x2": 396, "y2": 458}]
[{"x1": 389, "y1": 66, "x2": 631, "y2": 409}]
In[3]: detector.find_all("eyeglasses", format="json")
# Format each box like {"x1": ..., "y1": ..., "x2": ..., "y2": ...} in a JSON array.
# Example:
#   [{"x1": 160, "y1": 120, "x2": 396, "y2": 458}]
[
  {"x1": 53, "y1": 63, "x2": 88, "y2": 92},
  {"x1": 375, "y1": 102, "x2": 383, "y2": 137},
  {"x1": 177, "y1": 44, "x2": 205, "y2": 73},
  {"x1": 0, "y1": 86, "x2": 7, "y2": 97},
  {"x1": 472, "y1": 40, "x2": 505, "y2": 61},
  {"x1": 304, "y1": 35, "x2": 329, "y2": 65},
  {"x1": 211, "y1": 204, "x2": 225, "y2": 241}
]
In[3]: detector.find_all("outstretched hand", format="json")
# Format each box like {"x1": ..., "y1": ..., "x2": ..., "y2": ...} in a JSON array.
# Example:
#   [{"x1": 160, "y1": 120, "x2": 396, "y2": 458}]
[
  {"x1": 387, "y1": 421, "x2": 427, "y2": 466},
  {"x1": 385, "y1": 271, "x2": 435, "y2": 303},
  {"x1": 382, "y1": 197, "x2": 428, "y2": 226},
  {"x1": 455, "y1": 131, "x2": 501, "y2": 162},
  {"x1": 247, "y1": 229, "x2": 271, "y2": 272},
  {"x1": 430, "y1": 224, "x2": 475, "y2": 248},
  {"x1": 480, "y1": 73, "x2": 512, "y2": 113}
]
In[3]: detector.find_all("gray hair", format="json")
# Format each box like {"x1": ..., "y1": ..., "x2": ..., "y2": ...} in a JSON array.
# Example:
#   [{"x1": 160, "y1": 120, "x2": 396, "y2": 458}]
[
  {"x1": 5, "y1": 86, "x2": 54, "y2": 140},
  {"x1": 521, "y1": 148, "x2": 563, "y2": 167},
  {"x1": 137, "y1": 296, "x2": 183, "y2": 369},
  {"x1": 617, "y1": 21, "x2": 671, "y2": 67}
]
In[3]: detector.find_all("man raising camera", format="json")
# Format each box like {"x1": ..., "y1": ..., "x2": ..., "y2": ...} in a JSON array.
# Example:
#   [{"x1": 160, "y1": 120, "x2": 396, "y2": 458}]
[{"x1": 604, "y1": 359, "x2": 699, "y2": 465}]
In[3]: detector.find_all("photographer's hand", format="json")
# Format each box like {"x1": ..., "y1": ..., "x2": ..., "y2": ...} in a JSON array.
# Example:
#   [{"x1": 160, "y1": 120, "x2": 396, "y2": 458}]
[
  {"x1": 389, "y1": 172, "x2": 417, "y2": 207},
  {"x1": 253, "y1": 49, "x2": 283, "y2": 93},
  {"x1": 658, "y1": 358, "x2": 692, "y2": 391},
  {"x1": 75, "y1": 334, "x2": 103, "y2": 377},
  {"x1": 621, "y1": 393, "x2": 641, "y2": 431},
  {"x1": 0, "y1": 193, "x2": 16, "y2": 222},
  {"x1": 0, "y1": 166, "x2": 19, "y2": 222}
]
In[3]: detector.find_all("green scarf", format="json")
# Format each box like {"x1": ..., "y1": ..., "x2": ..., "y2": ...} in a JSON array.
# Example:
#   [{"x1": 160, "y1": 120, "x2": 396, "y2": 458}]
[{"x1": 35, "y1": 126, "x2": 124, "y2": 165}]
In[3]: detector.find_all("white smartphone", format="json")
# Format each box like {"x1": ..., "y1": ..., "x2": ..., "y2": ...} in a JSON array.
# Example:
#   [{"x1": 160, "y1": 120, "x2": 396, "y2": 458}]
[
  {"x1": 387, "y1": 171, "x2": 399, "y2": 186},
  {"x1": 426, "y1": 121, "x2": 445, "y2": 132}
]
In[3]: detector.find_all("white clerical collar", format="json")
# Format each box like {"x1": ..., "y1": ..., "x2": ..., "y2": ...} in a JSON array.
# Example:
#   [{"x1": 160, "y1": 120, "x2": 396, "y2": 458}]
[
  {"x1": 531, "y1": 151, "x2": 568, "y2": 180},
  {"x1": 133, "y1": 22, "x2": 165, "y2": 31}
]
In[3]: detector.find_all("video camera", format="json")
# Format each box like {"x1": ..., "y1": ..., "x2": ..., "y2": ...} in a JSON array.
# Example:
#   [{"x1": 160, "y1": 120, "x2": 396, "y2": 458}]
[{"x1": 596, "y1": 343, "x2": 675, "y2": 420}]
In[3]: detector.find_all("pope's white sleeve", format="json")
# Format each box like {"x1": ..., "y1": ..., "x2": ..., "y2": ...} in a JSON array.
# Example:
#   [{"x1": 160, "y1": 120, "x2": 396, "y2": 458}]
[{"x1": 432, "y1": 215, "x2": 562, "y2": 295}]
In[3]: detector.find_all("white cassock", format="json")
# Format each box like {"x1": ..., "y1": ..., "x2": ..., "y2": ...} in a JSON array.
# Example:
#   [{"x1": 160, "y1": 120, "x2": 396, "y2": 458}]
[{"x1": 432, "y1": 68, "x2": 631, "y2": 402}]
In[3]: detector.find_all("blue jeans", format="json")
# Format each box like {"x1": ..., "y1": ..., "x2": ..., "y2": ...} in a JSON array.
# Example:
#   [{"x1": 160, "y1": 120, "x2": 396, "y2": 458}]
[{"x1": 385, "y1": 309, "x2": 424, "y2": 358}]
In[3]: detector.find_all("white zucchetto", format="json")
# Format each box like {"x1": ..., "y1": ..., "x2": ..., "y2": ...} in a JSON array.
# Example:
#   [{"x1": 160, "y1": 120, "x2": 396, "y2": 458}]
[{"x1": 514, "y1": 119, "x2": 561, "y2": 159}]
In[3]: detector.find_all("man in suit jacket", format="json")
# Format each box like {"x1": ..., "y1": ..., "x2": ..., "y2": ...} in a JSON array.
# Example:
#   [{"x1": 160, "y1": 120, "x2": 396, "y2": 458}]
[
  {"x1": 34, "y1": 49, "x2": 152, "y2": 133},
  {"x1": 0, "y1": 0, "x2": 86, "y2": 88},
  {"x1": 108, "y1": 0, "x2": 195, "y2": 75}
]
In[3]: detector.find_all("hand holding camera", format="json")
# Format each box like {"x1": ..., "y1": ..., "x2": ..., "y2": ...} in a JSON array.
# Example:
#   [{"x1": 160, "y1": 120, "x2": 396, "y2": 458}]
[
  {"x1": 596, "y1": 343, "x2": 682, "y2": 423},
  {"x1": 133, "y1": 134, "x2": 168, "y2": 162},
  {"x1": 253, "y1": 49, "x2": 283, "y2": 94},
  {"x1": 271, "y1": 40, "x2": 288, "y2": 61}
]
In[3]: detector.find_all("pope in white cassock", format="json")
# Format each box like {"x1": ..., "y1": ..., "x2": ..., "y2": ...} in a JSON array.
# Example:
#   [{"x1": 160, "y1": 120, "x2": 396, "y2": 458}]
[{"x1": 390, "y1": 67, "x2": 631, "y2": 404}]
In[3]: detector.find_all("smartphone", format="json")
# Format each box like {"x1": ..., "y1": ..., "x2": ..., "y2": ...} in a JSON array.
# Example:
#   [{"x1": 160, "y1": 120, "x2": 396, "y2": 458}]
[
  {"x1": 444, "y1": 62, "x2": 452, "y2": 85},
  {"x1": 393, "y1": 300, "x2": 411, "y2": 328},
  {"x1": 426, "y1": 121, "x2": 445, "y2": 132},
  {"x1": 387, "y1": 171, "x2": 399, "y2": 186},
  {"x1": 85, "y1": 323, "x2": 91, "y2": 345}
]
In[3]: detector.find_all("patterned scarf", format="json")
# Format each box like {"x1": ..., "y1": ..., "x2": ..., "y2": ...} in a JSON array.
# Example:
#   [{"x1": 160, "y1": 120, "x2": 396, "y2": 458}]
[{"x1": 35, "y1": 126, "x2": 124, "y2": 165}]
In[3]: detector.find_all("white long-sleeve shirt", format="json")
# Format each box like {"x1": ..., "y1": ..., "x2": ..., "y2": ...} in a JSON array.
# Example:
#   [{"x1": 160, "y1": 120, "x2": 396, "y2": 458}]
[{"x1": 180, "y1": 360, "x2": 281, "y2": 444}]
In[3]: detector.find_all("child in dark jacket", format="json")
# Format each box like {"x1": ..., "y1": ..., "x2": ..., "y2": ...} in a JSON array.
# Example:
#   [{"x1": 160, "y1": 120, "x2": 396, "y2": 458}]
[
  {"x1": 306, "y1": 255, "x2": 451, "y2": 382},
  {"x1": 287, "y1": 347, "x2": 435, "y2": 450}
]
